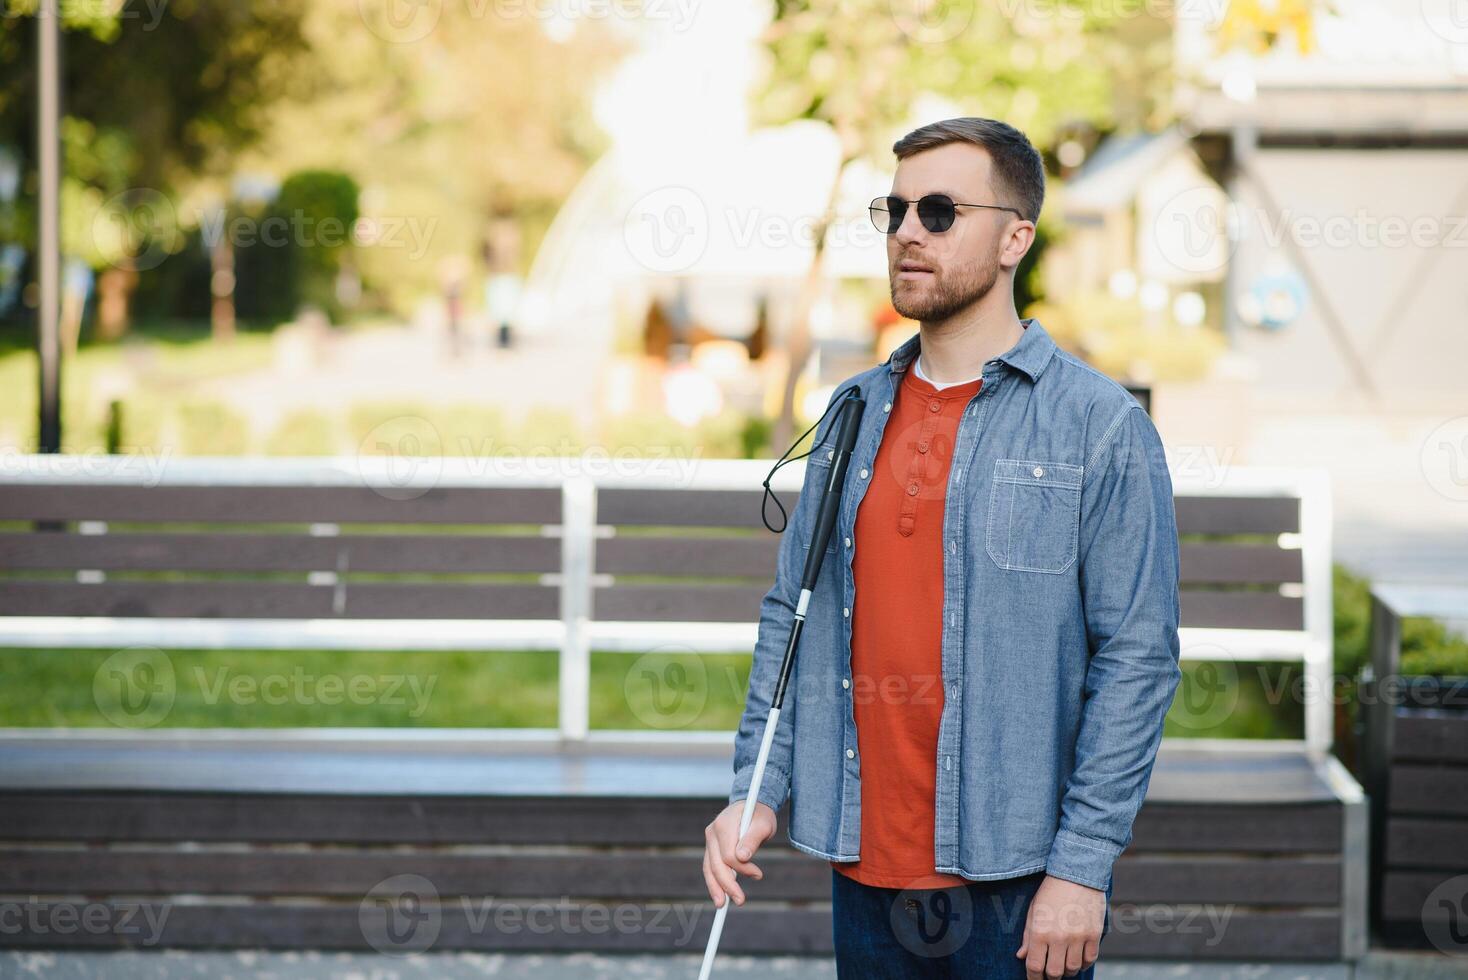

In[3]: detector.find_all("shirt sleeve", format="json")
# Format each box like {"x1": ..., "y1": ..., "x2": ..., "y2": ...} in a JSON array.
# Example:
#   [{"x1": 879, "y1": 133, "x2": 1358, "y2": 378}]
[{"x1": 1044, "y1": 402, "x2": 1183, "y2": 891}]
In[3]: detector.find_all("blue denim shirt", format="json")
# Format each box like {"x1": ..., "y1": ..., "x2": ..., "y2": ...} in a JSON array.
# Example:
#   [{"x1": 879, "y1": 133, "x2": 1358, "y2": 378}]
[{"x1": 729, "y1": 316, "x2": 1182, "y2": 893}]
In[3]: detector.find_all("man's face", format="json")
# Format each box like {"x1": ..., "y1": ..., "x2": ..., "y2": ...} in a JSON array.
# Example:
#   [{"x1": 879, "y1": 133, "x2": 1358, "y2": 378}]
[{"x1": 885, "y1": 143, "x2": 1023, "y2": 322}]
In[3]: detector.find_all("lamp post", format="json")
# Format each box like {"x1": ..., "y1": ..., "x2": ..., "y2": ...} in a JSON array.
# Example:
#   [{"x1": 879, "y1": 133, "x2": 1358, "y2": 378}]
[{"x1": 37, "y1": 0, "x2": 62, "y2": 453}]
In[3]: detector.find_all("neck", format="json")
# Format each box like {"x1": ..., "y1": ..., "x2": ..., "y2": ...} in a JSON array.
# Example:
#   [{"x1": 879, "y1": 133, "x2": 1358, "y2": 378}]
[{"x1": 916, "y1": 292, "x2": 1024, "y2": 383}]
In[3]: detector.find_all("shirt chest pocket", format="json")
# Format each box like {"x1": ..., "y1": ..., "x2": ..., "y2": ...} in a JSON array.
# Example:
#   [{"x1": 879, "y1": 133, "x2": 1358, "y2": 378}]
[{"x1": 985, "y1": 458, "x2": 1084, "y2": 574}]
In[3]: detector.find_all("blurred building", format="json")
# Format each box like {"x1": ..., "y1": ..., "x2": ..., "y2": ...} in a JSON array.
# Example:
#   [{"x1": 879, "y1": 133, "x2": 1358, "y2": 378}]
[{"x1": 1051, "y1": 0, "x2": 1468, "y2": 581}]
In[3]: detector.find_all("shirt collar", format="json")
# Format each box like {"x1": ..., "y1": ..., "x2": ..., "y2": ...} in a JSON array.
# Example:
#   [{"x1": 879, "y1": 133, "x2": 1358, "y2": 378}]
[{"x1": 886, "y1": 316, "x2": 1058, "y2": 384}]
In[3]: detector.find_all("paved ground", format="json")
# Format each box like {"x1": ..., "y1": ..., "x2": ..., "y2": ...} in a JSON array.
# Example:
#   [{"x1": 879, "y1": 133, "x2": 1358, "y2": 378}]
[{"x1": 2, "y1": 951, "x2": 1466, "y2": 980}]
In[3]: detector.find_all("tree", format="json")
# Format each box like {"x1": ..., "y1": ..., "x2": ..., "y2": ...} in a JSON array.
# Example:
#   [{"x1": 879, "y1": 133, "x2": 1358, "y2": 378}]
[{"x1": 0, "y1": 0, "x2": 310, "y2": 338}]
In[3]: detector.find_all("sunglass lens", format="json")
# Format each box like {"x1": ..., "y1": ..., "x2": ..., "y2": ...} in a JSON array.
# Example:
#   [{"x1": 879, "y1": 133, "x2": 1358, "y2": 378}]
[
  {"x1": 871, "y1": 197, "x2": 905, "y2": 234},
  {"x1": 917, "y1": 195, "x2": 956, "y2": 233}
]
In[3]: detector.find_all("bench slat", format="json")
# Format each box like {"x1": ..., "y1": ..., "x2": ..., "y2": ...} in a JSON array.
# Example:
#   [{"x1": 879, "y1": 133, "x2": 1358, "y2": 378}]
[
  {"x1": 0, "y1": 485, "x2": 562, "y2": 525},
  {"x1": 590, "y1": 584, "x2": 1306, "y2": 630},
  {"x1": 598, "y1": 488, "x2": 795, "y2": 528},
  {"x1": 0, "y1": 792, "x2": 1342, "y2": 850},
  {"x1": 0, "y1": 901, "x2": 1344, "y2": 958},
  {"x1": 594, "y1": 538, "x2": 1304, "y2": 586},
  {"x1": 0, "y1": 532, "x2": 560, "y2": 574},
  {"x1": 0, "y1": 582, "x2": 559, "y2": 620},
  {"x1": 1383, "y1": 817, "x2": 1468, "y2": 870},
  {"x1": 0, "y1": 848, "x2": 1342, "y2": 906},
  {"x1": 1391, "y1": 715, "x2": 1468, "y2": 763},
  {"x1": 1175, "y1": 495, "x2": 1300, "y2": 535},
  {"x1": 1388, "y1": 764, "x2": 1468, "y2": 816}
]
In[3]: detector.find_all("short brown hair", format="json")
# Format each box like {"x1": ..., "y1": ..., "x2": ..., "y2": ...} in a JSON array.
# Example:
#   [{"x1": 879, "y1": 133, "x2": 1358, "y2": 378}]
[{"x1": 892, "y1": 117, "x2": 1045, "y2": 224}]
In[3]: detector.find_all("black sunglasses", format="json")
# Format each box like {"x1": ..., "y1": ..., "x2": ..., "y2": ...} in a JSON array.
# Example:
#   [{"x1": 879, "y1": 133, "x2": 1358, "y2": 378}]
[{"x1": 869, "y1": 194, "x2": 1024, "y2": 234}]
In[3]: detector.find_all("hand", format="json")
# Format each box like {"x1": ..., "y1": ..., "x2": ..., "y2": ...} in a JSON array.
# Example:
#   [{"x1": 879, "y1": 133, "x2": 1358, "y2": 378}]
[
  {"x1": 1016, "y1": 874, "x2": 1107, "y2": 979},
  {"x1": 702, "y1": 799, "x2": 777, "y2": 909}
]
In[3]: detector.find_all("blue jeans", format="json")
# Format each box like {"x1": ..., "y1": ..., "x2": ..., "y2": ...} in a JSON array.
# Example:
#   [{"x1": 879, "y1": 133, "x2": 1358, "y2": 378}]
[{"x1": 831, "y1": 868, "x2": 1113, "y2": 979}]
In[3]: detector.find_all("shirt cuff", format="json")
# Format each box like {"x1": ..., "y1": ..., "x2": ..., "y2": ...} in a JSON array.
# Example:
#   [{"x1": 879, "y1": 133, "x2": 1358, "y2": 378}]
[
  {"x1": 1045, "y1": 828, "x2": 1121, "y2": 892},
  {"x1": 729, "y1": 763, "x2": 791, "y2": 814}
]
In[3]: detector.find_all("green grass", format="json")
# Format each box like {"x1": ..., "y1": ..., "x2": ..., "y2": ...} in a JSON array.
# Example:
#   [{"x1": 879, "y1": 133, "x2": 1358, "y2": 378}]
[
  {"x1": 0, "y1": 645, "x2": 1332, "y2": 739},
  {"x1": 0, "y1": 647, "x2": 753, "y2": 731}
]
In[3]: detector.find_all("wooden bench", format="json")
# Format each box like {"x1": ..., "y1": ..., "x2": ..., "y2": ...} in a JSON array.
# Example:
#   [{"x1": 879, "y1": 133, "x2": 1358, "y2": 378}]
[
  {"x1": 1361, "y1": 583, "x2": 1468, "y2": 952},
  {"x1": 0, "y1": 454, "x2": 1365, "y2": 960}
]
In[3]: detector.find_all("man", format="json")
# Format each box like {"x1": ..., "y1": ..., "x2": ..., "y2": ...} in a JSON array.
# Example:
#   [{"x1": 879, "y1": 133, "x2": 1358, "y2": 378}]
[{"x1": 702, "y1": 117, "x2": 1181, "y2": 979}]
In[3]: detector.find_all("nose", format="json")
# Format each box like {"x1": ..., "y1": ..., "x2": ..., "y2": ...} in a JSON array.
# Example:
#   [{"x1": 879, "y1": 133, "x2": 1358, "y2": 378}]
[{"x1": 894, "y1": 201, "x2": 926, "y2": 247}]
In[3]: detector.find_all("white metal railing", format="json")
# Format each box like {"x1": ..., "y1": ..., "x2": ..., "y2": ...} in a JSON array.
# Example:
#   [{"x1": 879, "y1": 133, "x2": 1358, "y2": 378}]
[{"x1": 0, "y1": 454, "x2": 1333, "y2": 748}]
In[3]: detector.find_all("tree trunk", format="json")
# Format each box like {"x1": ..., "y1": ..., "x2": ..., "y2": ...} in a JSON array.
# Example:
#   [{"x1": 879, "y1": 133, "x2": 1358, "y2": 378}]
[
  {"x1": 770, "y1": 154, "x2": 854, "y2": 454},
  {"x1": 211, "y1": 234, "x2": 237, "y2": 343},
  {"x1": 95, "y1": 266, "x2": 136, "y2": 341}
]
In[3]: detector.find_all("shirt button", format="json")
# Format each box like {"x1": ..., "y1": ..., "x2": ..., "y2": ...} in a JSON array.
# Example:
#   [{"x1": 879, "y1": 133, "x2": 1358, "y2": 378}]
[
  {"x1": 1033, "y1": 466, "x2": 1044, "y2": 478},
  {"x1": 843, "y1": 607, "x2": 850, "y2": 617},
  {"x1": 883, "y1": 402, "x2": 891, "y2": 413},
  {"x1": 906, "y1": 483, "x2": 918, "y2": 496},
  {"x1": 842, "y1": 677, "x2": 851, "y2": 689},
  {"x1": 929, "y1": 401, "x2": 940, "y2": 413},
  {"x1": 844, "y1": 537, "x2": 851, "y2": 548},
  {"x1": 846, "y1": 748, "x2": 855, "y2": 759},
  {"x1": 918, "y1": 441, "x2": 929, "y2": 453},
  {"x1": 859, "y1": 468, "x2": 869, "y2": 479}
]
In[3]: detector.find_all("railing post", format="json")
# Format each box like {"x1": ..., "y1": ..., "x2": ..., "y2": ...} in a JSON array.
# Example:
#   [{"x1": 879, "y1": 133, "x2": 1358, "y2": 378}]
[
  {"x1": 1299, "y1": 470, "x2": 1334, "y2": 752},
  {"x1": 558, "y1": 475, "x2": 596, "y2": 742}
]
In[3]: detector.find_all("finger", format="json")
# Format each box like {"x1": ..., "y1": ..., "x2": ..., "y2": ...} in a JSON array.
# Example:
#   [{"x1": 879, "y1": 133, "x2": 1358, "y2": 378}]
[
  {"x1": 1025, "y1": 941, "x2": 1047, "y2": 980},
  {"x1": 1064, "y1": 938, "x2": 1084, "y2": 976},
  {"x1": 1082, "y1": 937, "x2": 1100, "y2": 969},
  {"x1": 1043, "y1": 939, "x2": 1066, "y2": 980},
  {"x1": 723, "y1": 827, "x2": 766, "y2": 878},
  {"x1": 701, "y1": 848, "x2": 724, "y2": 908},
  {"x1": 735, "y1": 823, "x2": 771, "y2": 863},
  {"x1": 706, "y1": 834, "x2": 746, "y2": 906}
]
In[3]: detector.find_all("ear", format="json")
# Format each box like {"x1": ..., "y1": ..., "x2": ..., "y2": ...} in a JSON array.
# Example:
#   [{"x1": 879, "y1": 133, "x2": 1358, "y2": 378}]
[{"x1": 1001, "y1": 220, "x2": 1036, "y2": 269}]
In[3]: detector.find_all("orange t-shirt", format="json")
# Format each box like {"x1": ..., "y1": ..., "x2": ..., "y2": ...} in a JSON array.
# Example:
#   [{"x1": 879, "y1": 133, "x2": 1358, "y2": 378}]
[{"x1": 831, "y1": 363, "x2": 981, "y2": 890}]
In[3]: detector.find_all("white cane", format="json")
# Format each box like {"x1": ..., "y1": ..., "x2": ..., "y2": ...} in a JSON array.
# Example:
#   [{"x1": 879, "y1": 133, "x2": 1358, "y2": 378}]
[{"x1": 698, "y1": 387, "x2": 867, "y2": 980}]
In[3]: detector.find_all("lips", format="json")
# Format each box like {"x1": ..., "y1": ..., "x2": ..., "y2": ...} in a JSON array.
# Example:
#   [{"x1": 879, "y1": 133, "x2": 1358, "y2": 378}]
[{"x1": 896, "y1": 259, "x2": 934, "y2": 280}]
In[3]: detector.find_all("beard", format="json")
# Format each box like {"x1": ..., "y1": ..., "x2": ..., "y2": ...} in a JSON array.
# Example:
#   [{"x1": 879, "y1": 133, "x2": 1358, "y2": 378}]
[{"x1": 889, "y1": 247, "x2": 1001, "y2": 322}]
